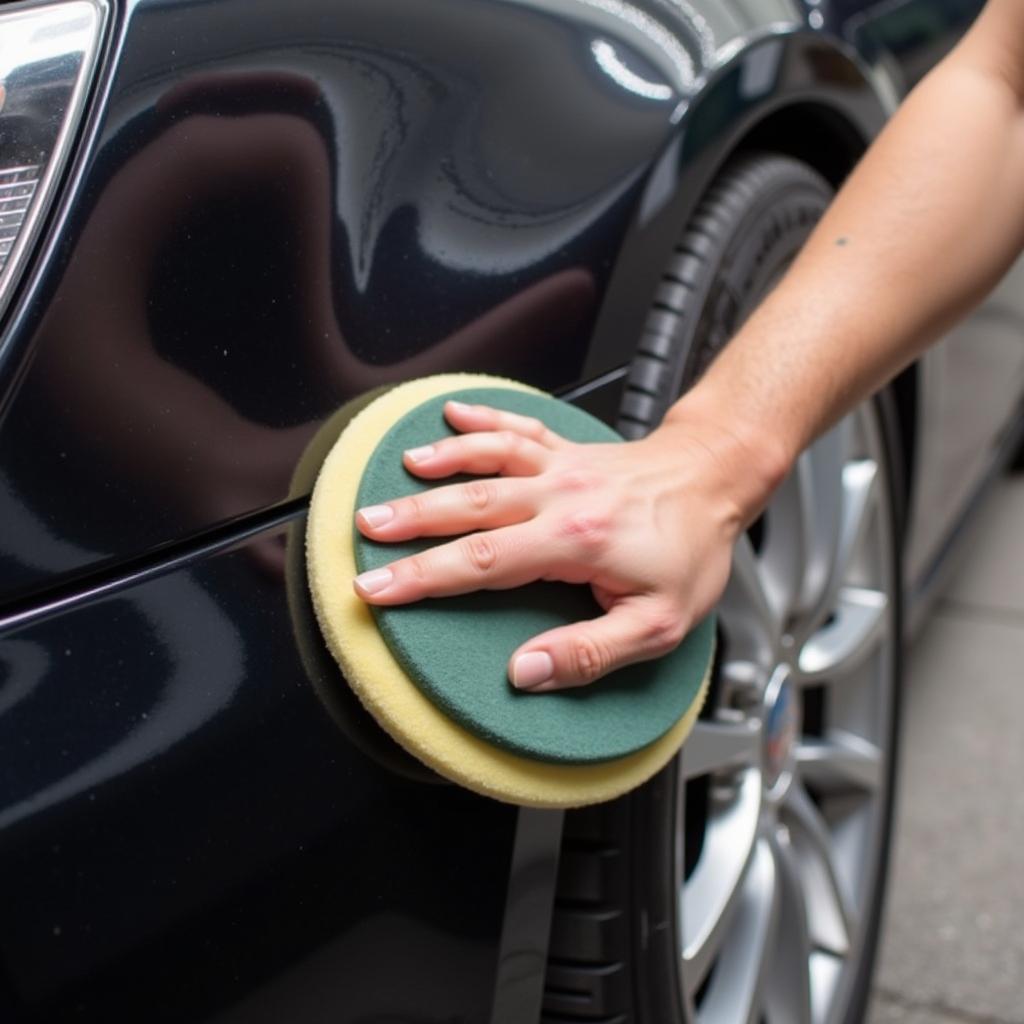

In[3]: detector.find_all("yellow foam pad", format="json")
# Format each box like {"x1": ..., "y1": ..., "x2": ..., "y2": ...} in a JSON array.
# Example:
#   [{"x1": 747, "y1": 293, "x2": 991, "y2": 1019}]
[
  {"x1": 286, "y1": 389, "x2": 442, "y2": 785},
  {"x1": 306, "y1": 373, "x2": 711, "y2": 808}
]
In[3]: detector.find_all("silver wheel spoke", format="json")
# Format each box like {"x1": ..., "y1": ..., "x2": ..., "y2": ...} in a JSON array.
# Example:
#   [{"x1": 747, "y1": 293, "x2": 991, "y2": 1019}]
[
  {"x1": 763, "y1": 830, "x2": 813, "y2": 1024},
  {"x1": 696, "y1": 838, "x2": 778, "y2": 1024},
  {"x1": 758, "y1": 421, "x2": 847, "y2": 626},
  {"x1": 682, "y1": 771, "x2": 761, "y2": 994},
  {"x1": 681, "y1": 718, "x2": 762, "y2": 780},
  {"x1": 809, "y1": 952, "x2": 845, "y2": 1024},
  {"x1": 784, "y1": 783, "x2": 857, "y2": 956},
  {"x1": 815, "y1": 456, "x2": 880, "y2": 614},
  {"x1": 793, "y1": 422, "x2": 848, "y2": 617},
  {"x1": 799, "y1": 456, "x2": 878, "y2": 643},
  {"x1": 797, "y1": 729, "x2": 883, "y2": 794},
  {"x1": 798, "y1": 585, "x2": 888, "y2": 682},
  {"x1": 759, "y1": 469, "x2": 807, "y2": 624},
  {"x1": 720, "y1": 534, "x2": 779, "y2": 664}
]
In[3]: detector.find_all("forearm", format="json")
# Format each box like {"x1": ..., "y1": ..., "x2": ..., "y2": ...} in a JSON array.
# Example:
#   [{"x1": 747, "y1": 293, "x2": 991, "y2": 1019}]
[{"x1": 665, "y1": 11, "x2": 1024, "y2": 519}]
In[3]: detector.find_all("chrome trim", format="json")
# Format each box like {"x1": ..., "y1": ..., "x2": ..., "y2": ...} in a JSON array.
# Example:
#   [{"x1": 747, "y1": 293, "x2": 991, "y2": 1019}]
[{"x1": 0, "y1": 0, "x2": 108, "y2": 321}]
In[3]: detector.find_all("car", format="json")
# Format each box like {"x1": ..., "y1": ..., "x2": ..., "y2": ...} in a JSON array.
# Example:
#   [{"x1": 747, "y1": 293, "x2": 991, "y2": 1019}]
[{"x1": 1, "y1": 0, "x2": 1021, "y2": 1021}]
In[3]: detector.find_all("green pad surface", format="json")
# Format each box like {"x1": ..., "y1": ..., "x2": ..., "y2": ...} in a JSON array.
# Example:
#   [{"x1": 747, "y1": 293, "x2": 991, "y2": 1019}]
[{"x1": 354, "y1": 387, "x2": 715, "y2": 765}]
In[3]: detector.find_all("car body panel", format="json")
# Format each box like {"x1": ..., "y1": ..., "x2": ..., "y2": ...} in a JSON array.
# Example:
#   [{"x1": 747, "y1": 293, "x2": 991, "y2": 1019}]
[
  {"x1": 0, "y1": 0, "x2": 686, "y2": 596},
  {"x1": 0, "y1": 0, "x2": 930, "y2": 599},
  {"x1": 1, "y1": 0, "x2": 1020, "y2": 1020},
  {"x1": 904, "y1": 257, "x2": 1024, "y2": 597},
  {"x1": 0, "y1": 517, "x2": 518, "y2": 1022}
]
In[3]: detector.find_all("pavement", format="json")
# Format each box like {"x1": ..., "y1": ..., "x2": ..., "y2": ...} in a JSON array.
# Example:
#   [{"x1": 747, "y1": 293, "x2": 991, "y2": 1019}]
[{"x1": 869, "y1": 474, "x2": 1024, "y2": 1024}]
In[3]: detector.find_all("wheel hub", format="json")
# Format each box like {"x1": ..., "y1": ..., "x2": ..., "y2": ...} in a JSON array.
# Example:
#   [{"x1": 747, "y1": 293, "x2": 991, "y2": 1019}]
[{"x1": 762, "y1": 665, "x2": 799, "y2": 797}]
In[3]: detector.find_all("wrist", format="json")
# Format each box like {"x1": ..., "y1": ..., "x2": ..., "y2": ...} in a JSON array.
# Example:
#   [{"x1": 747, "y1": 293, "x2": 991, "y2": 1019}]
[{"x1": 659, "y1": 384, "x2": 793, "y2": 528}]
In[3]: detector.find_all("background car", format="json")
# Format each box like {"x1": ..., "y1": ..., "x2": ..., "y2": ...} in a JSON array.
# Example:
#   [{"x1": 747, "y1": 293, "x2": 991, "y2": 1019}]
[{"x1": 1, "y1": 0, "x2": 1020, "y2": 1022}]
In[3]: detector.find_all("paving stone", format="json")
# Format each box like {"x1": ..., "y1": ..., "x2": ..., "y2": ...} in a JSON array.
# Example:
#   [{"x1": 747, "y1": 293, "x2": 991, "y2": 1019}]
[
  {"x1": 872, "y1": 606, "x2": 1024, "y2": 1023},
  {"x1": 869, "y1": 992, "x2": 981, "y2": 1023}
]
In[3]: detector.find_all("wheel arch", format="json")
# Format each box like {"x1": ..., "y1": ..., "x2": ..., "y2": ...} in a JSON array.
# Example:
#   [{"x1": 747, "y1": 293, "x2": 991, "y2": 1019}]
[
  {"x1": 583, "y1": 31, "x2": 896, "y2": 383},
  {"x1": 733, "y1": 99, "x2": 868, "y2": 188}
]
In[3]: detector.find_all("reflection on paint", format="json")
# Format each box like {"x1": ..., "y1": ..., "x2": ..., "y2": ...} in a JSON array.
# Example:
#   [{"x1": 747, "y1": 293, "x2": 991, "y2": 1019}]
[
  {"x1": 508, "y1": 0, "x2": 696, "y2": 88},
  {"x1": 591, "y1": 38, "x2": 674, "y2": 99}
]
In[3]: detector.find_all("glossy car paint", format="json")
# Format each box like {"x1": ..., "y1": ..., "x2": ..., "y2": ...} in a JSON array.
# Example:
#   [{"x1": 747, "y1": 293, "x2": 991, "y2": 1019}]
[
  {"x1": 0, "y1": 0, "x2": 685, "y2": 594},
  {"x1": 0, "y1": 0, "x2": 976, "y2": 598},
  {"x1": 0, "y1": 0, "x2": 1013, "y2": 1020},
  {"x1": 0, "y1": 521, "x2": 518, "y2": 1022}
]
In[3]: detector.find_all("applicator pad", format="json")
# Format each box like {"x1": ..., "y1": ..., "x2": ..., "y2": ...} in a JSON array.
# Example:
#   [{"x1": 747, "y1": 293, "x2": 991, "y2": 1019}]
[{"x1": 306, "y1": 374, "x2": 714, "y2": 807}]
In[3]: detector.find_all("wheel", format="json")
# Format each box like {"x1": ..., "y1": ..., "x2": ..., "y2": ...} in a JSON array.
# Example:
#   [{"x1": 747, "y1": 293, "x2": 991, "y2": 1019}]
[{"x1": 543, "y1": 154, "x2": 903, "y2": 1024}]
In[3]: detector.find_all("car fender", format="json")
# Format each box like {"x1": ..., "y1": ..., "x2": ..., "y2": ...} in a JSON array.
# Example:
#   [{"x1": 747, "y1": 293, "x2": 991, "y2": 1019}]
[{"x1": 583, "y1": 25, "x2": 896, "y2": 378}]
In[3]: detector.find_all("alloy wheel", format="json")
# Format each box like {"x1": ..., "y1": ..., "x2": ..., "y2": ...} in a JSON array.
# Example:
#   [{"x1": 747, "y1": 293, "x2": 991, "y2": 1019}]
[{"x1": 677, "y1": 399, "x2": 897, "y2": 1024}]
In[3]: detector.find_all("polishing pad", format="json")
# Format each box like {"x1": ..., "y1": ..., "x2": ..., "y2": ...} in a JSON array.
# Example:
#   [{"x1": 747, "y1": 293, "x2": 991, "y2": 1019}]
[
  {"x1": 307, "y1": 374, "x2": 714, "y2": 807},
  {"x1": 355, "y1": 387, "x2": 714, "y2": 762},
  {"x1": 286, "y1": 389, "x2": 442, "y2": 784}
]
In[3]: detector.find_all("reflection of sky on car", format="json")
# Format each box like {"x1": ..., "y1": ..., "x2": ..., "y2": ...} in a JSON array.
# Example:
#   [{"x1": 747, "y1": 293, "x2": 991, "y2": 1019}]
[
  {"x1": 68, "y1": 0, "x2": 808, "y2": 290},
  {"x1": 314, "y1": 0, "x2": 804, "y2": 280},
  {"x1": 317, "y1": 45, "x2": 660, "y2": 284}
]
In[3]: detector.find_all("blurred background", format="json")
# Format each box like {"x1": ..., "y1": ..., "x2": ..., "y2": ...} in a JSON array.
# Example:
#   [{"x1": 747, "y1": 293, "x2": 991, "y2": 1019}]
[{"x1": 871, "y1": 471, "x2": 1024, "y2": 1024}]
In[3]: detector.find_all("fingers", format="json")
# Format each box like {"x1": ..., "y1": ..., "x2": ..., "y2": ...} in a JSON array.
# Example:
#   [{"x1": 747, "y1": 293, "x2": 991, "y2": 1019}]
[
  {"x1": 443, "y1": 400, "x2": 568, "y2": 451},
  {"x1": 356, "y1": 477, "x2": 536, "y2": 540},
  {"x1": 508, "y1": 598, "x2": 686, "y2": 691},
  {"x1": 354, "y1": 523, "x2": 562, "y2": 604},
  {"x1": 402, "y1": 429, "x2": 551, "y2": 479}
]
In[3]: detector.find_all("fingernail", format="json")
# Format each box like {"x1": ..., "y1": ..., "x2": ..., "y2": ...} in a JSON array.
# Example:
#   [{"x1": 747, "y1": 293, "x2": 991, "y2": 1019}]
[
  {"x1": 512, "y1": 651, "x2": 554, "y2": 689},
  {"x1": 405, "y1": 445, "x2": 435, "y2": 464},
  {"x1": 447, "y1": 400, "x2": 471, "y2": 414},
  {"x1": 358, "y1": 504, "x2": 394, "y2": 528},
  {"x1": 354, "y1": 567, "x2": 393, "y2": 595}
]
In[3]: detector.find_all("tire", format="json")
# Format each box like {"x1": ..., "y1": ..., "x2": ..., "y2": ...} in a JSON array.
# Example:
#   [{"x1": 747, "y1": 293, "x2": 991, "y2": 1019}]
[{"x1": 543, "y1": 154, "x2": 903, "y2": 1024}]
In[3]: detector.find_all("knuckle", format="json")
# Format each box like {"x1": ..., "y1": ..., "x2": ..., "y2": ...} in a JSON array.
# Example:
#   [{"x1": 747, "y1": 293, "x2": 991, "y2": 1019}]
[
  {"x1": 570, "y1": 635, "x2": 610, "y2": 682},
  {"x1": 463, "y1": 479, "x2": 493, "y2": 511},
  {"x1": 463, "y1": 533, "x2": 499, "y2": 575},
  {"x1": 521, "y1": 416, "x2": 545, "y2": 441},
  {"x1": 498, "y1": 430, "x2": 524, "y2": 454},
  {"x1": 558, "y1": 511, "x2": 610, "y2": 554},
  {"x1": 407, "y1": 492, "x2": 429, "y2": 520},
  {"x1": 402, "y1": 555, "x2": 429, "y2": 586},
  {"x1": 644, "y1": 609, "x2": 686, "y2": 653}
]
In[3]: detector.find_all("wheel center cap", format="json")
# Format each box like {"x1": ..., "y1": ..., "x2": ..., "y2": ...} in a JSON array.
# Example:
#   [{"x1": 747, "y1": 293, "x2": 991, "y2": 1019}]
[{"x1": 763, "y1": 666, "x2": 799, "y2": 793}]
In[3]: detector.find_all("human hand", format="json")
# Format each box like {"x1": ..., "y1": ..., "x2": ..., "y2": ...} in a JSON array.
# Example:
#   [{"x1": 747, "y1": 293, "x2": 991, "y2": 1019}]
[{"x1": 353, "y1": 399, "x2": 780, "y2": 691}]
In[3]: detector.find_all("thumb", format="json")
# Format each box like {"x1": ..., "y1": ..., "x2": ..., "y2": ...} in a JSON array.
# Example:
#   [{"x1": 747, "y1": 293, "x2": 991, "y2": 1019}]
[{"x1": 508, "y1": 597, "x2": 685, "y2": 692}]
